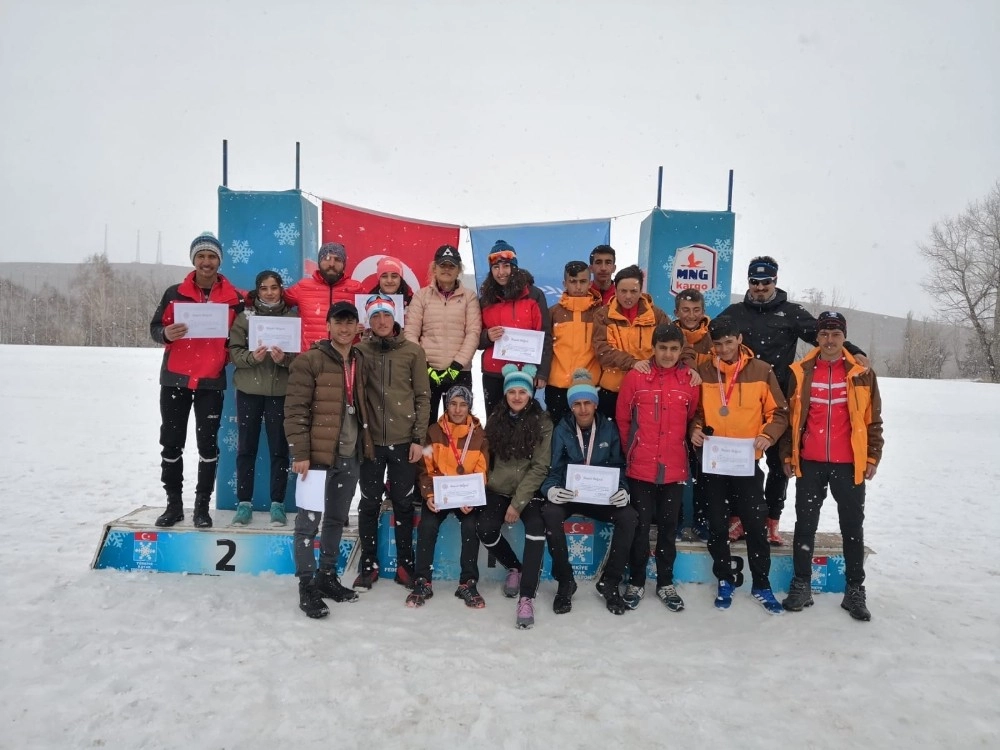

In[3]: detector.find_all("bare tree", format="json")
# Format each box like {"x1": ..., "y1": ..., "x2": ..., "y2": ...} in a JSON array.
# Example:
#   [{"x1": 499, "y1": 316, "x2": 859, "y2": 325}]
[
  {"x1": 920, "y1": 181, "x2": 1000, "y2": 382},
  {"x1": 885, "y1": 312, "x2": 948, "y2": 379}
]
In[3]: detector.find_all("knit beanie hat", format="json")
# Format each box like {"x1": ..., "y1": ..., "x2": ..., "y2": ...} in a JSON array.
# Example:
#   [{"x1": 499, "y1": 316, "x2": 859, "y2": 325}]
[
  {"x1": 190, "y1": 231, "x2": 223, "y2": 263},
  {"x1": 318, "y1": 242, "x2": 347, "y2": 264},
  {"x1": 376, "y1": 256, "x2": 404, "y2": 277},
  {"x1": 488, "y1": 240, "x2": 518, "y2": 268},
  {"x1": 566, "y1": 369, "x2": 599, "y2": 407},
  {"x1": 364, "y1": 292, "x2": 396, "y2": 321},
  {"x1": 816, "y1": 310, "x2": 847, "y2": 335},
  {"x1": 502, "y1": 363, "x2": 536, "y2": 394},
  {"x1": 444, "y1": 384, "x2": 474, "y2": 410}
]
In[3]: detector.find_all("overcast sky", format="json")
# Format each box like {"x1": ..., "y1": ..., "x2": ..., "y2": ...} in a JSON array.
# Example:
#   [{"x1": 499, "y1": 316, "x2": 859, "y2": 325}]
[{"x1": 2, "y1": 0, "x2": 997, "y2": 318}]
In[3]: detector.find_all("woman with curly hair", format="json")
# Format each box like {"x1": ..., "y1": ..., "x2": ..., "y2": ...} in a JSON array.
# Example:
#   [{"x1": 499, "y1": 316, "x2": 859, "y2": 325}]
[
  {"x1": 478, "y1": 364, "x2": 553, "y2": 629},
  {"x1": 478, "y1": 240, "x2": 552, "y2": 419}
]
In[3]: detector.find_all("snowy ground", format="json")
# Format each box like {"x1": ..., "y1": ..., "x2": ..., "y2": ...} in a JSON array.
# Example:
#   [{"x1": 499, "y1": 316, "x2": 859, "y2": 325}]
[{"x1": 1, "y1": 345, "x2": 998, "y2": 749}]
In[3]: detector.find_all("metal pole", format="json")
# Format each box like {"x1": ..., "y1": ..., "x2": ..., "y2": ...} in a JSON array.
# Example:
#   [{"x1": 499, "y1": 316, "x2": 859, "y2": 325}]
[
  {"x1": 295, "y1": 142, "x2": 301, "y2": 190},
  {"x1": 727, "y1": 169, "x2": 734, "y2": 212},
  {"x1": 223, "y1": 139, "x2": 228, "y2": 187},
  {"x1": 656, "y1": 166, "x2": 663, "y2": 209}
]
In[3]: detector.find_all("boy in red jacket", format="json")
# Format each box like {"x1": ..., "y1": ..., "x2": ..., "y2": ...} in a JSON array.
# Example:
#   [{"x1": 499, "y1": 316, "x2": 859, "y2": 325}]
[{"x1": 616, "y1": 324, "x2": 700, "y2": 612}]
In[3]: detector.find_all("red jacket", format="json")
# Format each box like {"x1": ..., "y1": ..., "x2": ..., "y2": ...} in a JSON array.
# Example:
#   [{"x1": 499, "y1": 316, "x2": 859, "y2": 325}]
[
  {"x1": 479, "y1": 283, "x2": 552, "y2": 378},
  {"x1": 616, "y1": 361, "x2": 700, "y2": 485},
  {"x1": 149, "y1": 272, "x2": 244, "y2": 390},
  {"x1": 284, "y1": 271, "x2": 365, "y2": 351}
]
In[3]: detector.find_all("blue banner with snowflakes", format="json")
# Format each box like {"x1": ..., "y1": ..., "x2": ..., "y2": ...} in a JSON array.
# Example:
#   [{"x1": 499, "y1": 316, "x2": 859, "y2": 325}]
[
  {"x1": 469, "y1": 219, "x2": 611, "y2": 307},
  {"x1": 216, "y1": 188, "x2": 319, "y2": 509},
  {"x1": 637, "y1": 209, "x2": 736, "y2": 318}
]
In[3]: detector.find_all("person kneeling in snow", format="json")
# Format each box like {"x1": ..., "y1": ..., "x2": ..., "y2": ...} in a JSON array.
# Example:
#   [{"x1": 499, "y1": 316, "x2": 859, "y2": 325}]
[{"x1": 541, "y1": 369, "x2": 637, "y2": 616}]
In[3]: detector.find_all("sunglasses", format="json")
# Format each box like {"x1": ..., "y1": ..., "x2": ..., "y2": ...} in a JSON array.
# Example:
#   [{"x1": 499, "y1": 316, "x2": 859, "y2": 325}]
[{"x1": 749, "y1": 277, "x2": 775, "y2": 287}]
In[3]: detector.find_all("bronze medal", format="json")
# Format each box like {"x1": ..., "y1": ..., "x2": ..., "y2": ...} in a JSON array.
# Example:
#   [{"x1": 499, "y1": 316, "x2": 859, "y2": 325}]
[{"x1": 456, "y1": 465, "x2": 466, "y2": 475}]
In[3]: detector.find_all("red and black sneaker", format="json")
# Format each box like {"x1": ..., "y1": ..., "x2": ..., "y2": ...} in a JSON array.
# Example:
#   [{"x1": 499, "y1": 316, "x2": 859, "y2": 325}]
[
  {"x1": 454, "y1": 579, "x2": 486, "y2": 609},
  {"x1": 405, "y1": 577, "x2": 434, "y2": 608},
  {"x1": 394, "y1": 564, "x2": 415, "y2": 590},
  {"x1": 353, "y1": 562, "x2": 379, "y2": 591}
]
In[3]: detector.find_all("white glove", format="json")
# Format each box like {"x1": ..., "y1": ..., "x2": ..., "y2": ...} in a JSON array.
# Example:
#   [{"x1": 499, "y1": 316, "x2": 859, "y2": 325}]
[
  {"x1": 547, "y1": 487, "x2": 575, "y2": 504},
  {"x1": 609, "y1": 489, "x2": 630, "y2": 507}
]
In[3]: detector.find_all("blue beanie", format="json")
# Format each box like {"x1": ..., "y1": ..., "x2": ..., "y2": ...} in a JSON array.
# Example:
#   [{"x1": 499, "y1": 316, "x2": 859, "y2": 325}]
[
  {"x1": 502, "y1": 363, "x2": 536, "y2": 394},
  {"x1": 488, "y1": 240, "x2": 518, "y2": 268},
  {"x1": 190, "y1": 231, "x2": 223, "y2": 263},
  {"x1": 566, "y1": 369, "x2": 599, "y2": 407}
]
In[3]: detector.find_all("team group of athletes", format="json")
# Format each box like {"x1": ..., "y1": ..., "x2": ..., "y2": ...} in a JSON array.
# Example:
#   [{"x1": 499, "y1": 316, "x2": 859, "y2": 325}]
[{"x1": 149, "y1": 232, "x2": 883, "y2": 626}]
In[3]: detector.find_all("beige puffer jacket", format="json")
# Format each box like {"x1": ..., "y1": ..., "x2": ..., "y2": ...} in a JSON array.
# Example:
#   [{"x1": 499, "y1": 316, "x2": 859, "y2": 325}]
[{"x1": 404, "y1": 282, "x2": 482, "y2": 371}]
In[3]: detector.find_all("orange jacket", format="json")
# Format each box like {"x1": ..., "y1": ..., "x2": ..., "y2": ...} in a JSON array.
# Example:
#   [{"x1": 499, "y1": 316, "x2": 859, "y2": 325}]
[
  {"x1": 548, "y1": 291, "x2": 604, "y2": 389},
  {"x1": 593, "y1": 294, "x2": 670, "y2": 393},
  {"x1": 781, "y1": 348, "x2": 883, "y2": 484},
  {"x1": 417, "y1": 414, "x2": 489, "y2": 502},
  {"x1": 693, "y1": 344, "x2": 788, "y2": 459}
]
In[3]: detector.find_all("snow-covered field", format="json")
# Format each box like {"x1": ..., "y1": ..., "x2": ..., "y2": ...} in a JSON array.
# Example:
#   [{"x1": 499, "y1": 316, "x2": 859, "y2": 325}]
[{"x1": 1, "y1": 345, "x2": 998, "y2": 749}]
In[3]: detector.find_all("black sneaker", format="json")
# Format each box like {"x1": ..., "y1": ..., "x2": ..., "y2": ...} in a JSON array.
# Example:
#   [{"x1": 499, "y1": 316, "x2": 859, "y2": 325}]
[
  {"x1": 841, "y1": 584, "x2": 871, "y2": 622},
  {"x1": 154, "y1": 495, "x2": 184, "y2": 527},
  {"x1": 596, "y1": 577, "x2": 627, "y2": 615},
  {"x1": 405, "y1": 577, "x2": 434, "y2": 608},
  {"x1": 782, "y1": 576, "x2": 815, "y2": 612},
  {"x1": 298, "y1": 579, "x2": 330, "y2": 619},
  {"x1": 454, "y1": 579, "x2": 486, "y2": 609},
  {"x1": 553, "y1": 579, "x2": 577, "y2": 615},
  {"x1": 314, "y1": 569, "x2": 359, "y2": 603}
]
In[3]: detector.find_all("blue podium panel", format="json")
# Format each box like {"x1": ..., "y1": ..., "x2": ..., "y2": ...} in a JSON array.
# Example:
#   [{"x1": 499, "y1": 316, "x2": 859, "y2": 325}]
[{"x1": 92, "y1": 506, "x2": 353, "y2": 577}]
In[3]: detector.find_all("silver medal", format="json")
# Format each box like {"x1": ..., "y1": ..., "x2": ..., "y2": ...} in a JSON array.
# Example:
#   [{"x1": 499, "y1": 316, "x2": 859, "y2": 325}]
[
  {"x1": 347, "y1": 405, "x2": 356, "y2": 415},
  {"x1": 719, "y1": 405, "x2": 729, "y2": 416}
]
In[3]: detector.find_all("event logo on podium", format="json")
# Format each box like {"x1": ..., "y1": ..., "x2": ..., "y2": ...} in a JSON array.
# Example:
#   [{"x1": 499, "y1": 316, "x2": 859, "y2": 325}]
[{"x1": 670, "y1": 244, "x2": 718, "y2": 295}]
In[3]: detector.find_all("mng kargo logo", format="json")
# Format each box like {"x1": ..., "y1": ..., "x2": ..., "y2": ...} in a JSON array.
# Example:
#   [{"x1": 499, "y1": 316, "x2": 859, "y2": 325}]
[{"x1": 670, "y1": 244, "x2": 718, "y2": 295}]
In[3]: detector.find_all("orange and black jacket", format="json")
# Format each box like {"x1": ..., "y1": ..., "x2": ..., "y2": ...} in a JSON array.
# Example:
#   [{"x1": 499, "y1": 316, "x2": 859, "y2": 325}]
[
  {"x1": 417, "y1": 414, "x2": 489, "y2": 503},
  {"x1": 548, "y1": 290, "x2": 604, "y2": 389}
]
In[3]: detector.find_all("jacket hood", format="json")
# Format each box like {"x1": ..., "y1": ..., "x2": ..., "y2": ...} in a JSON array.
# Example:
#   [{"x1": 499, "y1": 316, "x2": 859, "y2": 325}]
[
  {"x1": 558, "y1": 291, "x2": 603, "y2": 311},
  {"x1": 608, "y1": 293, "x2": 658, "y2": 325}
]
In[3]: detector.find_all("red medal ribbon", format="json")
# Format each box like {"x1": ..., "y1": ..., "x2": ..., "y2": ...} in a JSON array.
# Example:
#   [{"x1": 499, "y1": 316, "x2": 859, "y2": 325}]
[
  {"x1": 343, "y1": 357, "x2": 356, "y2": 411},
  {"x1": 716, "y1": 355, "x2": 745, "y2": 412},
  {"x1": 441, "y1": 417, "x2": 474, "y2": 474}
]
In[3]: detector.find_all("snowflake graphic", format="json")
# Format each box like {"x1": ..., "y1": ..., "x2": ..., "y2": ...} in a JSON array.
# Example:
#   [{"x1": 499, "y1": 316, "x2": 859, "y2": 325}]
[
  {"x1": 277, "y1": 268, "x2": 294, "y2": 286},
  {"x1": 703, "y1": 287, "x2": 728, "y2": 308},
  {"x1": 597, "y1": 525, "x2": 613, "y2": 542},
  {"x1": 105, "y1": 531, "x2": 126, "y2": 549},
  {"x1": 811, "y1": 565, "x2": 826, "y2": 585},
  {"x1": 661, "y1": 256, "x2": 676, "y2": 275},
  {"x1": 713, "y1": 238, "x2": 733, "y2": 262},
  {"x1": 273, "y1": 222, "x2": 301, "y2": 246},
  {"x1": 229, "y1": 239, "x2": 253, "y2": 264},
  {"x1": 567, "y1": 536, "x2": 593, "y2": 564},
  {"x1": 221, "y1": 428, "x2": 238, "y2": 451},
  {"x1": 227, "y1": 473, "x2": 238, "y2": 492},
  {"x1": 833, "y1": 556, "x2": 847, "y2": 575},
  {"x1": 267, "y1": 535, "x2": 293, "y2": 557},
  {"x1": 136, "y1": 541, "x2": 156, "y2": 561}
]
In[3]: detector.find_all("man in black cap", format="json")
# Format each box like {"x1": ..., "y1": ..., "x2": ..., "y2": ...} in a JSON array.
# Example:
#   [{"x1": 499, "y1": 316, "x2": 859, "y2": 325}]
[
  {"x1": 779, "y1": 311, "x2": 883, "y2": 621},
  {"x1": 719, "y1": 257, "x2": 868, "y2": 545},
  {"x1": 283, "y1": 301, "x2": 375, "y2": 619}
]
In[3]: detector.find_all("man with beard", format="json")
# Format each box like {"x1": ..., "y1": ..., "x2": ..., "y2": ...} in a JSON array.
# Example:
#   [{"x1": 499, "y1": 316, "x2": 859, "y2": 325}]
[{"x1": 285, "y1": 242, "x2": 365, "y2": 351}]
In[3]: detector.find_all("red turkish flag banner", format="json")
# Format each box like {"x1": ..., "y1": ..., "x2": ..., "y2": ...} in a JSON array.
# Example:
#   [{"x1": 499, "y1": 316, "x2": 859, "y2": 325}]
[{"x1": 320, "y1": 199, "x2": 461, "y2": 292}]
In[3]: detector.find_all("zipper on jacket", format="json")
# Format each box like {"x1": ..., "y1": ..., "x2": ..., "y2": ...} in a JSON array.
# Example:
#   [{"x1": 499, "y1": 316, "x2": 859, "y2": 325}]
[{"x1": 824, "y1": 361, "x2": 833, "y2": 462}]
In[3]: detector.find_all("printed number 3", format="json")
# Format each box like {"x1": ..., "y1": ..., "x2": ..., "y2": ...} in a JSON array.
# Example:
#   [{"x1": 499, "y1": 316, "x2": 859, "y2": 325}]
[{"x1": 216, "y1": 539, "x2": 236, "y2": 572}]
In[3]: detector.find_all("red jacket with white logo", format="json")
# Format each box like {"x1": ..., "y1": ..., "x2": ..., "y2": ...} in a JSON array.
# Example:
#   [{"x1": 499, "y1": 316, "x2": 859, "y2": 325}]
[
  {"x1": 479, "y1": 279, "x2": 552, "y2": 379},
  {"x1": 800, "y1": 357, "x2": 854, "y2": 464},
  {"x1": 616, "y1": 361, "x2": 700, "y2": 484},
  {"x1": 149, "y1": 272, "x2": 244, "y2": 390},
  {"x1": 284, "y1": 270, "x2": 365, "y2": 351}
]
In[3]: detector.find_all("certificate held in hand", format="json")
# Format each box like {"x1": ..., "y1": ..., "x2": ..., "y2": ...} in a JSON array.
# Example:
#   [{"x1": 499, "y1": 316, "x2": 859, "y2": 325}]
[
  {"x1": 248, "y1": 315, "x2": 302, "y2": 353},
  {"x1": 702, "y1": 436, "x2": 756, "y2": 477},
  {"x1": 173, "y1": 302, "x2": 229, "y2": 339},
  {"x1": 432, "y1": 472, "x2": 487, "y2": 510},
  {"x1": 496, "y1": 328, "x2": 545, "y2": 365},
  {"x1": 565, "y1": 464, "x2": 621, "y2": 505}
]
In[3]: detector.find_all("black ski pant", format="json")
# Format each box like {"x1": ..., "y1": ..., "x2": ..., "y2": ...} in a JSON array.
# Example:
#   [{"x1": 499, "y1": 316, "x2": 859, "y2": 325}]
[
  {"x1": 293, "y1": 456, "x2": 359, "y2": 577},
  {"x1": 628, "y1": 480, "x2": 685, "y2": 588},
  {"x1": 679, "y1": 445, "x2": 708, "y2": 530},
  {"x1": 428, "y1": 370, "x2": 473, "y2": 426},
  {"x1": 703, "y1": 465, "x2": 772, "y2": 590},
  {"x1": 764, "y1": 442, "x2": 788, "y2": 520},
  {"x1": 358, "y1": 443, "x2": 418, "y2": 573},
  {"x1": 542, "y1": 501, "x2": 638, "y2": 586},
  {"x1": 235, "y1": 391, "x2": 289, "y2": 503},
  {"x1": 476, "y1": 492, "x2": 546, "y2": 598},
  {"x1": 545, "y1": 385, "x2": 570, "y2": 427},
  {"x1": 482, "y1": 372, "x2": 505, "y2": 422},
  {"x1": 597, "y1": 387, "x2": 619, "y2": 422},
  {"x1": 159, "y1": 386, "x2": 223, "y2": 497},
  {"x1": 414, "y1": 505, "x2": 481, "y2": 583},
  {"x1": 792, "y1": 460, "x2": 866, "y2": 587}
]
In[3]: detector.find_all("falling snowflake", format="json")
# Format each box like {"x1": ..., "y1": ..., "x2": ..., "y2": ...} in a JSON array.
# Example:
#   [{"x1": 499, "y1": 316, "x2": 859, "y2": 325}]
[
  {"x1": 135, "y1": 541, "x2": 156, "y2": 561},
  {"x1": 713, "y1": 238, "x2": 733, "y2": 262},
  {"x1": 703, "y1": 287, "x2": 728, "y2": 308},
  {"x1": 273, "y1": 222, "x2": 301, "y2": 246},
  {"x1": 221, "y1": 428, "x2": 238, "y2": 451},
  {"x1": 105, "y1": 531, "x2": 126, "y2": 549},
  {"x1": 277, "y1": 268, "x2": 294, "y2": 286},
  {"x1": 567, "y1": 536, "x2": 593, "y2": 564},
  {"x1": 229, "y1": 239, "x2": 253, "y2": 264}
]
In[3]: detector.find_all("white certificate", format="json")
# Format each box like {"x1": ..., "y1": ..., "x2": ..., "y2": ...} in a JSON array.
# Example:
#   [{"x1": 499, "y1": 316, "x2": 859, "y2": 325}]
[
  {"x1": 564, "y1": 464, "x2": 621, "y2": 505},
  {"x1": 173, "y1": 302, "x2": 229, "y2": 339},
  {"x1": 248, "y1": 315, "x2": 302, "y2": 353},
  {"x1": 496, "y1": 328, "x2": 545, "y2": 365},
  {"x1": 295, "y1": 469, "x2": 327, "y2": 512},
  {"x1": 355, "y1": 294, "x2": 405, "y2": 328},
  {"x1": 432, "y1": 472, "x2": 487, "y2": 510},
  {"x1": 702, "y1": 436, "x2": 756, "y2": 477}
]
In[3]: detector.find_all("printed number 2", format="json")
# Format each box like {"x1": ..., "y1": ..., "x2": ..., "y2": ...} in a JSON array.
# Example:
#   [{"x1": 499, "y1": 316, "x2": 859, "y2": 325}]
[
  {"x1": 216, "y1": 539, "x2": 236, "y2": 572},
  {"x1": 730, "y1": 555, "x2": 745, "y2": 588}
]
